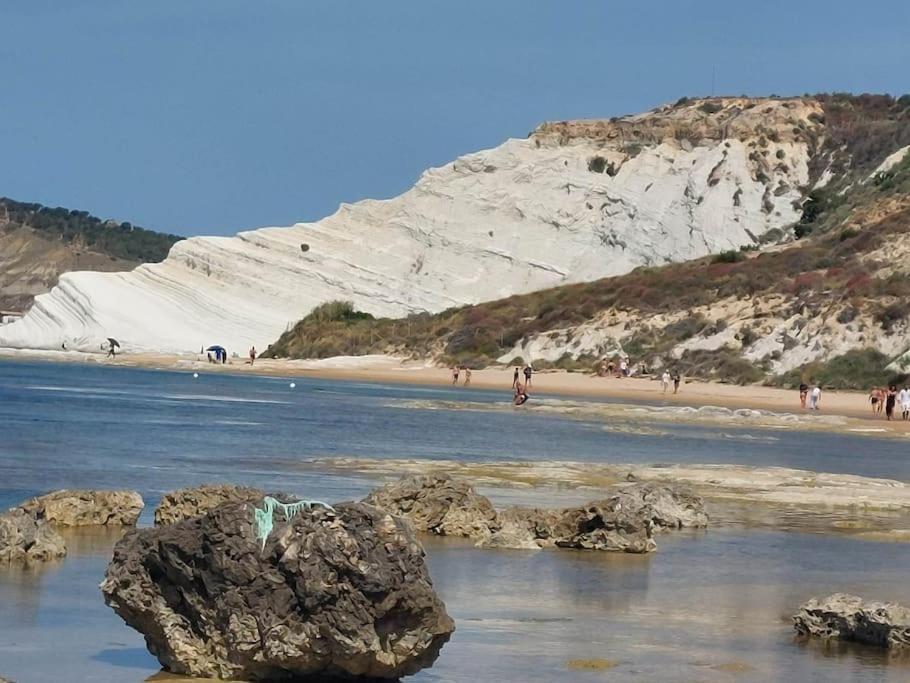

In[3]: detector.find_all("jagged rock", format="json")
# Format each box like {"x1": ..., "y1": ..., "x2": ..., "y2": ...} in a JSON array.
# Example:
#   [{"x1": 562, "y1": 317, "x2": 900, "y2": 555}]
[
  {"x1": 482, "y1": 506, "x2": 570, "y2": 550},
  {"x1": 363, "y1": 474, "x2": 499, "y2": 541},
  {"x1": 154, "y1": 484, "x2": 263, "y2": 526},
  {"x1": 794, "y1": 593, "x2": 910, "y2": 649},
  {"x1": 611, "y1": 483, "x2": 709, "y2": 530},
  {"x1": 101, "y1": 498, "x2": 454, "y2": 681},
  {"x1": 17, "y1": 489, "x2": 144, "y2": 526},
  {"x1": 0, "y1": 509, "x2": 66, "y2": 563},
  {"x1": 554, "y1": 498, "x2": 657, "y2": 553}
]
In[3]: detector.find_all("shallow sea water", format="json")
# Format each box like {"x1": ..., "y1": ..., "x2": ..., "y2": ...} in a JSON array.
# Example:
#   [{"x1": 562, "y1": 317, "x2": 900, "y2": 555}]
[{"x1": 1, "y1": 360, "x2": 910, "y2": 682}]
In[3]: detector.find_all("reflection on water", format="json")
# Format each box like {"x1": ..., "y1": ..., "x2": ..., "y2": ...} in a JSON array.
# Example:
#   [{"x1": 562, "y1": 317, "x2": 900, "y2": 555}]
[
  {"x1": 2, "y1": 525, "x2": 910, "y2": 682},
  {"x1": 2, "y1": 361, "x2": 910, "y2": 681}
]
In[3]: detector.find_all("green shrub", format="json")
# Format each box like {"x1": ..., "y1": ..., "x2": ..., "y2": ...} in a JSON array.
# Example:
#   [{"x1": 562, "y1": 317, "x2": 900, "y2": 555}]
[
  {"x1": 774, "y1": 349, "x2": 896, "y2": 390},
  {"x1": 712, "y1": 250, "x2": 747, "y2": 264}
]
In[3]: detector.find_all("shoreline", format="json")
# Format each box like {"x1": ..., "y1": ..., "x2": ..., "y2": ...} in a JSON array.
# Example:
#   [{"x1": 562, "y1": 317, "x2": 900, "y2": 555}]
[{"x1": 3, "y1": 348, "x2": 909, "y2": 435}]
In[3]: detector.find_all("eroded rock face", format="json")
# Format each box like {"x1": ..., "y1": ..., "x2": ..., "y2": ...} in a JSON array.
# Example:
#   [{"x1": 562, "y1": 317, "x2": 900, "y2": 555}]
[
  {"x1": 153, "y1": 484, "x2": 263, "y2": 526},
  {"x1": 610, "y1": 483, "x2": 709, "y2": 530},
  {"x1": 794, "y1": 593, "x2": 910, "y2": 649},
  {"x1": 102, "y1": 498, "x2": 454, "y2": 681},
  {"x1": 18, "y1": 489, "x2": 144, "y2": 526},
  {"x1": 0, "y1": 509, "x2": 66, "y2": 563},
  {"x1": 364, "y1": 474, "x2": 499, "y2": 540},
  {"x1": 554, "y1": 498, "x2": 656, "y2": 553}
]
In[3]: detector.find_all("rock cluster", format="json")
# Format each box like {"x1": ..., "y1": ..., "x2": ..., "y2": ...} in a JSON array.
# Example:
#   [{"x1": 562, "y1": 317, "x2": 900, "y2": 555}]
[
  {"x1": 364, "y1": 474, "x2": 707, "y2": 553},
  {"x1": 0, "y1": 508, "x2": 66, "y2": 563},
  {"x1": 153, "y1": 483, "x2": 263, "y2": 526},
  {"x1": 794, "y1": 593, "x2": 910, "y2": 649},
  {"x1": 102, "y1": 497, "x2": 454, "y2": 681},
  {"x1": 18, "y1": 489, "x2": 144, "y2": 526}
]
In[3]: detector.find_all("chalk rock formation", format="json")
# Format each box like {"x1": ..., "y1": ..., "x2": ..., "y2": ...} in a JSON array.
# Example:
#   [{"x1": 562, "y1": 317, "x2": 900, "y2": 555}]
[
  {"x1": 0, "y1": 509, "x2": 66, "y2": 563},
  {"x1": 101, "y1": 499, "x2": 454, "y2": 681},
  {"x1": 364, "y1": 473, "x2": 499, "y2": 540},
  {"x1": 0, "y1": 97, "x2": 821, "y2": 353},
  {"x1": 154, "y1": 484, "x2": 263, "y2": 526},
  {"x1": 17, "y1": 489, "x2": 144, "y2": 526},
  {"x1": 794, "y1": 593, "x2": 910, "y2": 649}
]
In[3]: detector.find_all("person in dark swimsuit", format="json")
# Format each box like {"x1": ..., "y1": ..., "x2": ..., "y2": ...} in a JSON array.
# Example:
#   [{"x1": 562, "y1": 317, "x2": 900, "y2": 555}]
[
  {"x1": 512, "y1": 367, "x2": 520, "y2": 387},
  {"x1": 885, "y1": 385, "x2": 897, "y2": 421},
  {"x1": 513, "y1": 381, "x2": 529, "y2": 406},
  {"x1": 523, "y1": 365, "x2": 532, "y2": 387},
  {"x1": 799, "y1": 383, "x2": 809, "y2": 409}
]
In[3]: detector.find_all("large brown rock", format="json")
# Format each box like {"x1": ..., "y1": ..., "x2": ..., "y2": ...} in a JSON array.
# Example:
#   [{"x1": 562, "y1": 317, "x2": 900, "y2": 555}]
[
  {"x1": 0, "y1": 509, "x2": 66, "y2": 563},
  {"x1": 18, "y1": 489, "x2": 144, "y2": 526},
  {"x1": 102, "y1": 498, "x2": 454, "y2": 681},
  {"x1": 154, "y1": 484, "x2": 263, "y2": 526},
  {"x1": 794, "y1": 593, "x2": 910, "y2": 649},
  {"x1": 612, "y1": 483, "x2": 709, "y2": 530},
  {"x1": 363, "y1": 473, "x2": 499, "y2": 541}
]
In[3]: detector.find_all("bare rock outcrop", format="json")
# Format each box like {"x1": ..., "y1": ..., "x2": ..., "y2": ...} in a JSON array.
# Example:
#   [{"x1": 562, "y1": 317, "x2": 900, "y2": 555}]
[
  {"x1": 794, "y1": 593, "x2": 910, "y2": 649},
  {"x1": 101, "y1": 498, "x2": 454, "y2": 681},
  {"x1": 0, "y1": 508, "x2": 66, "y2": 563},
  {"x1": 18, "y1": 489, "x2": 144, "y2": 526},
  {"x1": 153, "y1": 484, "x2": 263, "y2": 526},
  {"x1": 363, "y1": 473, "x2": 499, "y2": 540}
]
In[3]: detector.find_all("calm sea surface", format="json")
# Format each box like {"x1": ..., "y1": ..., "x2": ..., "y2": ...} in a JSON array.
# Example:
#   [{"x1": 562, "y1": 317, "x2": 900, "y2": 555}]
[{"x1": 1, "y1": 360, "x2": 909, "y2": 682}]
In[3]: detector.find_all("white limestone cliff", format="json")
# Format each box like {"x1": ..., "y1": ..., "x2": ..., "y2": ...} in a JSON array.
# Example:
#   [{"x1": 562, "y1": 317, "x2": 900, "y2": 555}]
[{"x1": 0, "y1": 98, "x2": 823, "y2": 354}]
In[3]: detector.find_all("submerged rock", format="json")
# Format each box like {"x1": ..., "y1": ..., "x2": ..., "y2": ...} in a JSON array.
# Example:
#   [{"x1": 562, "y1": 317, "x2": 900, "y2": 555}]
[
  {"x1": 0, "y1": 509, "x2": 66, "y2": 563},
  {"x1": 794, "y1": 593, "x2": 910, "y2": 649},
  {"x1": 153, "y1": 484, "x2": 263, "y2": 526},
  {"x1": 18, "y1": 489, "x2": 144, "y2": 526},
  {"x1": 364, "y1": 473, "x2": 499, "y2": 541},
  {"x1": 102, "y1": 497, "x2": 454, "y2": 681}
]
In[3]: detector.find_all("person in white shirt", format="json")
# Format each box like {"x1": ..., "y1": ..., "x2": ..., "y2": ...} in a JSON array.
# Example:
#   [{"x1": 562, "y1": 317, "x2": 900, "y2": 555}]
[
  {"x1": 899, "y1": 386, "x2": 910, "y2": 421},
  {"x1": 660, "y1": 370, "x2": 671, "y2": 394},
  {"x1": 808, "y1": 385, "x2": 821, "y2": 410}
]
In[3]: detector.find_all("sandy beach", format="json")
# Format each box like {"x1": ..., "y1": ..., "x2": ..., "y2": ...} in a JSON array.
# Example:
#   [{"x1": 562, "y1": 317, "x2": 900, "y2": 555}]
[{"x1": 3, "y1": 348, "x2": 906, "y2": 434}]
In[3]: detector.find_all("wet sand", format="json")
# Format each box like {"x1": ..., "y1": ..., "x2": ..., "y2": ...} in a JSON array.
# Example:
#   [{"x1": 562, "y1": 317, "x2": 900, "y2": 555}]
[{"x1": 3, "y1": 349, "x2": 906, "y2": 435}]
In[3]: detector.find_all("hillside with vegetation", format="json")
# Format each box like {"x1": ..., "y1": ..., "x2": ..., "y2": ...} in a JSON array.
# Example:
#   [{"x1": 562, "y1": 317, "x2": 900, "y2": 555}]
[
  {"x1": 0, "y1": 197, "x2": 182, "y2": 311},
  {"x1": 265, "y1": 94, "x2": 910, "y2": 389}
]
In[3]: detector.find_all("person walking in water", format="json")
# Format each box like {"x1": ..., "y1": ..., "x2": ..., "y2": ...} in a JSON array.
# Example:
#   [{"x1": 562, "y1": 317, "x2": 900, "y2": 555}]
[
  {"x1": 249, "y1": 346, "x2": 257, "y2": 365},
  {"x1": 885, "y1": 385, "x2": 898, "y2": 421},
  {"x1": 512, "y1": 366, "x2": 520, "y2": 388},
  {"x1": 513, "y1": 380, "x2": 529, "y2": 406},
  {"x1": 523, "y1": 364, "x2": 533, "y2": 388},
  {"x1": 452, "y1": 366, "x2": 460, "y2": 385},
  {"x1": 808, "y1": 384, "x2": 821, "y2": 411},
  {"x1": 900, "y1": 385, "x2": 910, "y2": 421},
  {"x1": 660, "y1": 370, "x2": 671, "y2": 394}
]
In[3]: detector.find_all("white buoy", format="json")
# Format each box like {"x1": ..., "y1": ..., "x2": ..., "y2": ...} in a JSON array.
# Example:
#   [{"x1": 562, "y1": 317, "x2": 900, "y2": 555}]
[
  {"x1": 289, "y1": 382, "x2": 296, "y2": 389},
  {"x1": 193, "y1": 372, "x2": 199, "y2": 378}
]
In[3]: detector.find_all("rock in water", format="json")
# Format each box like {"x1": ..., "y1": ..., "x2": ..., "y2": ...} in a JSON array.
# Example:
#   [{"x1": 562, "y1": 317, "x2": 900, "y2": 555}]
[
  {"x1": 794, "y1": 593, "x2": 910, "y2": 649},
  {"x1": 554, "y1": 498, "x2": 657, "y2": 553},
  {"x1": 609, "y1": 483, "x2": 708, "y2": 530},
  {"x1": 154, "y1": 484, "x2": 263, "y2": 526},
  {"x1": 101, "y1": 498, "x2": 454, "y2": 681},
  {"x1": 364, "y1": 474, "x2": 499, "y2": 540},
  {"x1": 0, "y1": 509, "x2": 66, "y2": 563},
  {"x1": 18, "y1": 489, "x2": 144, "y2": 526}
]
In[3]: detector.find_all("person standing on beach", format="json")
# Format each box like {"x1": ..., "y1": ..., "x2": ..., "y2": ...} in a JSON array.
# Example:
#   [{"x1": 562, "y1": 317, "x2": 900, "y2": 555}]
[
  {"x1": 249, "y1": 346, "x2": 257, "y2": 365},
  {"x1": 899, "y1": 385, "x2": 910, "y2": 420},
  {"x1": 885, "y1": 385, "x2": 897, "y2": 421},
  {"x1": 870, "y1": 387, "x2": 884, "y2": 414},
  {"x1": 672, "y1": 370, "x2": 681, "y2": 394},
  {"x1": 660, "y1": 370, "x2": 671, "y2": 394},
  {"x1": 452, "y1": 366, "x2": 460, "y2": 385},
  {"x1": 619, "y1": 359, "x2": 628, "y2": 378},
  {"x1": 523, "y1": 364, "x2": 533, "y2": 388},
  {"x1": 464, "y1": 367, "x2": 472, "y2": 386},
  {"x1": 513, "y1": 366, "x2": 520, "y2": 388},
  {"x1": 799, "y1": 382, "x2": 809, "y2": 409},
  {"x1": 808, "y1": 384, "x2": 821, "y2": 410}
]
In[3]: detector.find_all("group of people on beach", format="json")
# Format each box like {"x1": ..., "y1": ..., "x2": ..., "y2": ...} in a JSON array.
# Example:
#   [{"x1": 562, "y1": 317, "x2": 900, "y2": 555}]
[
  {"x1": 798, "y1": 382, "x2": 823, "y2": 410},
  {"x1": 451, "y1": 365, "x2": 472, "y2": 386},
  {"x1": 869, "y1": 385, "x2": 910, "y2": 421}
]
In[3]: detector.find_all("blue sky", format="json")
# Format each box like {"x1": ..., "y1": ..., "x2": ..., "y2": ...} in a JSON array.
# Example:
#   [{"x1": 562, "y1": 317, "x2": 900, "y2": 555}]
[{"x1": 3, "y1": 1, "x2": 908, "y2": 236}]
